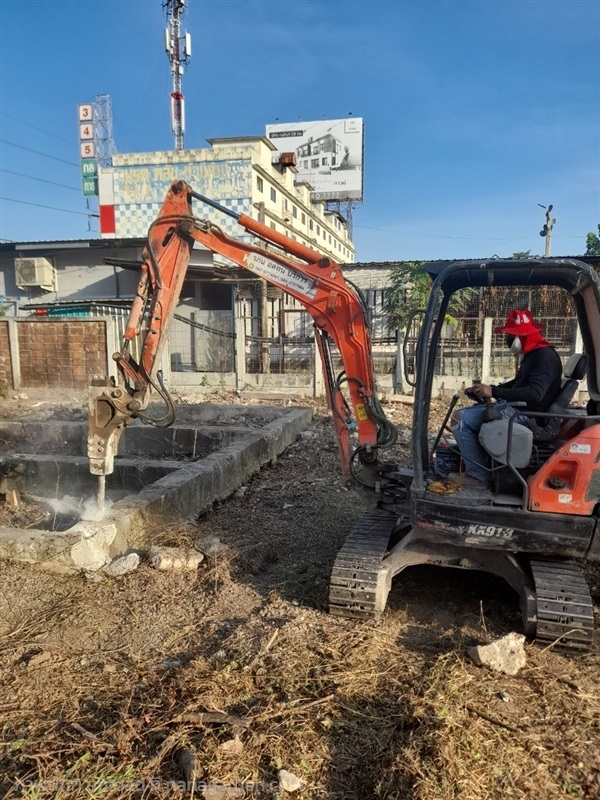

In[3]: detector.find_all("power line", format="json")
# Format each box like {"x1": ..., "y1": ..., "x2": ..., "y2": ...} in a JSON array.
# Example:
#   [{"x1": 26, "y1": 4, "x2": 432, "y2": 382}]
[
  {"x1": 0, "y1": 169, "x2": 80, "y2": 192},
  {"x1": 0, "y1": 112, "x2": 76, "y2": 145},
  {"x1": 355, "y1": 224, "x2": 583, "y2": 243},
  {"x1": 0, "y1": 139, "x2": 79, "y2": 168},
  {"x1": 0, "y1": 196, "x2": 97, "y2": 217}
]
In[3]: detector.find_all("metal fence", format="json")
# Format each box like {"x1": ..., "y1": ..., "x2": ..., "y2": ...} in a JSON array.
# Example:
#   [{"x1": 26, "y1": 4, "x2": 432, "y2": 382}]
[{"x1": 48, "y1": 285, "x2": 581, "y2": 393}]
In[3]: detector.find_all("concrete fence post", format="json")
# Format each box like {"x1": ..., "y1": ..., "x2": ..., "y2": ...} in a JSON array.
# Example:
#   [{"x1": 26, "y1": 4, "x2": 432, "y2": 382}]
[
  {"x1": 7, "y1": 318, "x2": 20, "y2": 391},
  {"x1": 234, "y1": 298, "x2": 246, "y2": 392},
  {"x1": 105, "y1": 318, "x2": 119, "y2": 382},
  {"x1": 481, "y1": 317, "x2": 493, "y2": 384},
  {"x1": 313, "y1": 337, "x2": 325, "y2": 397},
  {"x1": 394, "y1": 329, "x2": 405, "y2": 394}
]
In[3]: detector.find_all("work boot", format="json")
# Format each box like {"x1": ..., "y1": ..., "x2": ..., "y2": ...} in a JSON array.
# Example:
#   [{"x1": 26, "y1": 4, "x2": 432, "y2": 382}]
[{"x1": 447, "y1": 472, "x2": 488, "y2": 488}]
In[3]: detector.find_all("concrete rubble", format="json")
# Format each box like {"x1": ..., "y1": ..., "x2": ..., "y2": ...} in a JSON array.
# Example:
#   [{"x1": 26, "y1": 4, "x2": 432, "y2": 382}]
[
  {"x1": 148, "y1": 545, "x2": 204, "y2": 571},
  {"x1": 468, "y1": 632, "x2": 527, "y2": 676}
]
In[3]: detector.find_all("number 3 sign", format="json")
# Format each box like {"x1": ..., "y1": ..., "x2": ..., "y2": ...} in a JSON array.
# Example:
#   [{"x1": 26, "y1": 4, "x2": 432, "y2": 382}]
[{"x1": 78, "y1": 104, "x2": 93, "y2": 122}]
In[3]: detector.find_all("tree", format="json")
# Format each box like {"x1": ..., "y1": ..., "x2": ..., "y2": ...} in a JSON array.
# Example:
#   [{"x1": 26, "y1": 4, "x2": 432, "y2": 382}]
[
  {"x1": 387, "y1": 261, "x2": 474, "y2": 329},
  {"x1": 512, "y1": 250, "x2": 532, "y2": 259},
  {"x1": 585, "y1": 224, "x2": 600, "y2": 256}
]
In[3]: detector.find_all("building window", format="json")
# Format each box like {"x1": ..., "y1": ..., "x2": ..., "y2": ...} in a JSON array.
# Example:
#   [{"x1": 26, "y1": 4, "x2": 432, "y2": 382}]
[
  {"x1": 316, "y1": 225, "x2": 320, "y2": 236},
  {"x1": 270, "y1": 222, "x2": 276, "y2": 231},
  {"x1": 257, "y1": 176, "x2": 264, "y2": 193},
  {"x1": 329, "y1": 235, "x2": 332, "y2": 244},
  {"x1": 311, "y1": 159, "x2": 319, "y2": 169},
  {"x1": 292, "y1": 206, "x2": 297, "y2": 218},
  {"x1": 309, "y1": 220, "x2": 313, "y2": 231},
  {"x1": 270, "y1": 187, "x2": 276, "y2": 203},
  {"x1": 283, "y1": 198, "x2": 288, "y2": 210},
  {"x1": 301, "y1": 212, "x2": 306, "y2": 225}
]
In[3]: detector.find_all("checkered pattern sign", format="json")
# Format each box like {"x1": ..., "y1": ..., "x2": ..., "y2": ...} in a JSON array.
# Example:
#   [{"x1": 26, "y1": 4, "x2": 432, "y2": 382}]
[{"x1": 112, "y1": 159, "x2": 253, "y2": 241}]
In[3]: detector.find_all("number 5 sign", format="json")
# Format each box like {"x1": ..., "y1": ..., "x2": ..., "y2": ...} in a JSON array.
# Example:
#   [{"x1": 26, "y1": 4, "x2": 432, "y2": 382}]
[{"x1": 80, "y1": 141, "x2": 96, "y2": 158}]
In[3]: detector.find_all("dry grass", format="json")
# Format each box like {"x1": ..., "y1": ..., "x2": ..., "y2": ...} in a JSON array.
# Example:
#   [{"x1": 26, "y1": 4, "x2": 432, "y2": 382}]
[{"x1": 1, "y1": 398, "x2": 599, "y2": 799}]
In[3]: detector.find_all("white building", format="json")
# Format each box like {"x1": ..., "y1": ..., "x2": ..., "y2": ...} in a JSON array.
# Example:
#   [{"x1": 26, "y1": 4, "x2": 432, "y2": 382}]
[{"x1": 98, "y1": 136, "x2": 355, "y2": 264}]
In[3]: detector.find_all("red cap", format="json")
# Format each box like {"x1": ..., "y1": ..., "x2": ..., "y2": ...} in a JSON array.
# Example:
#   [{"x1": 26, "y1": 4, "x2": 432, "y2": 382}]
[{"x1": 495, "y1": 309, "x2": 543, "y2": 336}]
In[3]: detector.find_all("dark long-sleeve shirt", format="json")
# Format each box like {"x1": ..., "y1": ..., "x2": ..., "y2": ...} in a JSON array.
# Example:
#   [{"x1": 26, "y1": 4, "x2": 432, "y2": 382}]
[{"x1": 491, "y1": 346, "x2": 563, "y2": 412}]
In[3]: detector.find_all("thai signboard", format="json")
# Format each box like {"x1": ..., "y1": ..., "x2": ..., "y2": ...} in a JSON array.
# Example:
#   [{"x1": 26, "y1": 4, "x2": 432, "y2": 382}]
[{"x1": 266, "y1": 118, "x2": 364, "y2": 202}]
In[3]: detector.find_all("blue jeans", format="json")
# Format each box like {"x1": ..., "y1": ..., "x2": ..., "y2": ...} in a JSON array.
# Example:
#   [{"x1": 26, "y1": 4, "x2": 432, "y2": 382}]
[{"x1": 452, "y1": 401, "x2": 524, "y2": 483}]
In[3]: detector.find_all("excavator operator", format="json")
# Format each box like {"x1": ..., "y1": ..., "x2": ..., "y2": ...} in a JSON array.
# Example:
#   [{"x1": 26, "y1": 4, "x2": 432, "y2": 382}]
[{"x1": 448, "y1": 309, "x2": 563, "y2": 487}]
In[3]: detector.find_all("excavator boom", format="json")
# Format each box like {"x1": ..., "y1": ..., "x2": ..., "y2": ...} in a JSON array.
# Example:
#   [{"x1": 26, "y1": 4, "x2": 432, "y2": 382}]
[{"x1": 87, "y1": 180, "x2": 395, "y2": 489}]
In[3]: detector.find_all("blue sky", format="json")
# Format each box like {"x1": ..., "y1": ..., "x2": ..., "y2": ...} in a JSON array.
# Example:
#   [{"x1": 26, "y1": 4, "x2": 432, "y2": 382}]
[{"x1": 0, "y1": 0, "x2": 598, "y2": 261}]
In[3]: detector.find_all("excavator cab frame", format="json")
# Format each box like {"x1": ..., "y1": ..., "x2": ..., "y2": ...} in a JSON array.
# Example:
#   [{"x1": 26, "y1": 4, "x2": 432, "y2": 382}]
[{"x1": 378, "y1": 258, "x2": 600, "y2": 650}]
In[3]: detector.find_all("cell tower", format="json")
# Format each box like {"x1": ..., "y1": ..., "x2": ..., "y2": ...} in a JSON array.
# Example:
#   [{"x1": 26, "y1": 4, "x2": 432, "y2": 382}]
[
  {"x1": 93, "y1": 94, "x2": 117, "y2": 167},
  {"x1": 164, "y1": 0, "x2": 191, "y2": 151}
]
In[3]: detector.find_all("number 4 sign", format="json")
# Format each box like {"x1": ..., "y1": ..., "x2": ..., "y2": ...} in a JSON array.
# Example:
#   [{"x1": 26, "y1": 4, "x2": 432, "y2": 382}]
[{"x1": 79, "y1": 122, "x2": 94, "y2": 140}]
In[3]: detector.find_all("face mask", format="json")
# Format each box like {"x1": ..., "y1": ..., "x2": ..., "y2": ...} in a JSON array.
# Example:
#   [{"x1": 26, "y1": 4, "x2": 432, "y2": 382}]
[{"x1": 510, "y1": 336, "x2": 522, "y2": 356}]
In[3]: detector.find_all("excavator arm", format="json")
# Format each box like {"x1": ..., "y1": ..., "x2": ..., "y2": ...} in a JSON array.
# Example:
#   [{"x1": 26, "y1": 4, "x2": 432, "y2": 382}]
[{"x1": 88, "y1": 180, "x2": 396, "y2": 502}]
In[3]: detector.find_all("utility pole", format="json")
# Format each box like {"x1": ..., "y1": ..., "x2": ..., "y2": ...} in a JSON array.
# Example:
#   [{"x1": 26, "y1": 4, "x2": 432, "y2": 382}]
[
  {"x1": 538, "y1": 203, "x2": 556, "y2": 257},
  {"x1": 164, "y1": 0, "x2": 191, "y2": 151}
]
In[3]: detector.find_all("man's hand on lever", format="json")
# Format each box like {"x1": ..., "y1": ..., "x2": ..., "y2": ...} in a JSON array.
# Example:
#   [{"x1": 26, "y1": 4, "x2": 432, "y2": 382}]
[{"x1": 470, "y1": 383, "x2": 493, "y2": 400}]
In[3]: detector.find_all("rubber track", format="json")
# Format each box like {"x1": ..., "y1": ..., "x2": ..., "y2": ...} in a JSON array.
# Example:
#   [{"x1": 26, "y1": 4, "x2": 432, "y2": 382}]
[
  {"x1": 530, "y1": 558, "x2": 595, "y2": 651},
  {"x1": 329, "y1": 510, "x2": 397, "y2": 620}
]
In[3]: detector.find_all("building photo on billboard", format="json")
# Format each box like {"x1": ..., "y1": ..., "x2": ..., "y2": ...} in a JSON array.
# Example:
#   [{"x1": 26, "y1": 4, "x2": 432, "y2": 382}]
[{"x1": 266, "y1": 118, "x2": 364, "y2": 202}]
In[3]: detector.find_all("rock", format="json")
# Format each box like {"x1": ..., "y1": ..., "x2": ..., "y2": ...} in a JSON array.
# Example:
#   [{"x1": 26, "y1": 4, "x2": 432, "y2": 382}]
[
  {"x1": 233, "y1": 486, "x2": 247, "y2": 498},
  {"x1": 71, "y1": 522, "x2": 118, "y2": 572},
  {"x1": 468, "y1": 632, "x2": 527, "y2": 676},
  {"x1": 26, "y1": 651, "x2": 52, "y2": 669},
  {"x1": 397, "y1": 428, "x2": 412, "y2": 444},
  {"x1": 147, "y1": 546, "x2": 204, "y2": 571},
  {"x1": 219, "y1": 736, "x2": 244, "y2": 755},
  {"x1": 278, "y1": 769, "x2": 305, "y2": 792},
  {"x1": 195, "y1": 535, "x2": 221, "y2": 555},
  {"x1": 198, "y1": 538, "x2": 230, "y2": 558},
  {"x1": 299, "y1": 430, "x2": 317, "y2": 439},
  {"x1": 282, "y1": 503, "x2": 293, "y2": 510},
  {"x1": 103, "y1": 552, "x2": 140, "y2": 577},
  {"x1": 202, "y1": 787, "x2": 244, "y2": 800}
]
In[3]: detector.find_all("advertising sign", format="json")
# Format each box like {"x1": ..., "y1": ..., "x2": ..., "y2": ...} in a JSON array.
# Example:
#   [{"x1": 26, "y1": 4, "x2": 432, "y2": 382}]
[
  {"x1": 80, "y1": 141, "x2": 96, "y2": 159},
  {"x1": 266, "y1": 117, "x2": 364, "y2": 201},
  {"x1": 78, "y1": 102, "x2": 98, "y2": 196},
  {"x1": 82, "y1": 177, "x2": 98, "y2": 196},
  {"x1": 81, "y1": 159, "x2": 97, "y2": 177},
  {"x1": 78, "y1": 104, "x2": 93, "y2": 122}
]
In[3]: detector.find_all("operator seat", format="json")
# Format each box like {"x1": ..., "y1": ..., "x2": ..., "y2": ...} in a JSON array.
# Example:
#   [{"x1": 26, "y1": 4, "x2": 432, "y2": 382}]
[
  {"x1": 530, "y1": 352, "x2": 587, "y2": 443},
  {"x1": 486, "y1": 353, "x2": 588, "y2": 495}
]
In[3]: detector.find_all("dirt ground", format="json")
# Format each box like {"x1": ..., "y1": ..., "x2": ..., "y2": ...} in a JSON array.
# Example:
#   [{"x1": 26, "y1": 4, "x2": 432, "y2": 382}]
[{"x1": 0, "y1": 391, "x2": 599, "y2": 799}]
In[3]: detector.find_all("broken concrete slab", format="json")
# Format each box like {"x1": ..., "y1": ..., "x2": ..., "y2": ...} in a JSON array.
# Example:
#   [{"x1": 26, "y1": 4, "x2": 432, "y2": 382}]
[{"x1": 0, "y1": 403, "x2": 312, "y2": 572}]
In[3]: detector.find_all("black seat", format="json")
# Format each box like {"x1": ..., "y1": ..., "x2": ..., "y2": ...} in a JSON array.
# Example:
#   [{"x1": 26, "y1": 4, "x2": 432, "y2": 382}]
[{"x1": 530, "y1": 352, "x2": 587, "y2": 443}]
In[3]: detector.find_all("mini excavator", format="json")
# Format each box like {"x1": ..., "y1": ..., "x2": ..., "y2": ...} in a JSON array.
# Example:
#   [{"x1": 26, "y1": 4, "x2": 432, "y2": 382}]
[{"x1": 88, "y1": 180, "x2": 599, "y2": 650}]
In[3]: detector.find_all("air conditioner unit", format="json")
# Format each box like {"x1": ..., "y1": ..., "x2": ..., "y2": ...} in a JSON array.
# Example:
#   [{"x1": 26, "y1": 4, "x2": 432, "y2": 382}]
[{"x1": 15, "y1": 257, "x2": 56, "y2": 291}]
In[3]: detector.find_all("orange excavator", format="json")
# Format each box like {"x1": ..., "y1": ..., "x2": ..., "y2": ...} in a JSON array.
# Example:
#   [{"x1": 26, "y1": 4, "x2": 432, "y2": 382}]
[{"x1": 88, "y1": 180, "x2": 600, "y2": 650}]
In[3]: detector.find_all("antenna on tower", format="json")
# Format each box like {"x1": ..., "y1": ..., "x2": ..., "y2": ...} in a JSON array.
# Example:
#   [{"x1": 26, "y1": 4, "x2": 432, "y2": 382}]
[{"x1": 164, "y1": 0, "x2": 191, "y2": 151}]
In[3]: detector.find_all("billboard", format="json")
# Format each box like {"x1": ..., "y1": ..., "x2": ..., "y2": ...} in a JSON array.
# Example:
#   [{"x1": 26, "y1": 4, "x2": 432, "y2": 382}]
[{"x1": 266, "y1": 117, "x2": 363, "y2": 202}]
